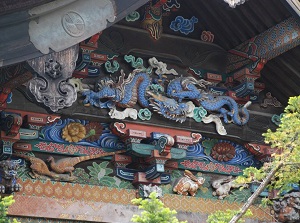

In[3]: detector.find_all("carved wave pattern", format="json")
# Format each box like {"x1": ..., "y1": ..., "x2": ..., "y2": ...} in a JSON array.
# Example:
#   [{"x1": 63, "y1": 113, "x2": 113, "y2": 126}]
[
  {"x1": 39, "y1": 119, "x2": 125, "y2": 150},
  {"x1": 186, "y1": 140, "x2": 261, "y2": 167}
]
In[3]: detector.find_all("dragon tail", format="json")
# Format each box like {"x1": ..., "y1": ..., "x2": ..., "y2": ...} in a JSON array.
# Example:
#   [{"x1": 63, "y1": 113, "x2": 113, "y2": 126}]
[{"x1": 234, "y1": 101, "x2": 252, "y2": 125}]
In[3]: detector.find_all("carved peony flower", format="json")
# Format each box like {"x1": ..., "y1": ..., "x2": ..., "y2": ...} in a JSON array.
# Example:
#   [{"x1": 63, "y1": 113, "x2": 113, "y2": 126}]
[
  {"x1": 85, "y1": 122, "x2": 103, "y2": 142},
  {"x1": 210, "y1": 142, "x2": 235, "y2": 162},
  {"x1": 62, "y1": 122, "x2": 86, "y2": 143}
]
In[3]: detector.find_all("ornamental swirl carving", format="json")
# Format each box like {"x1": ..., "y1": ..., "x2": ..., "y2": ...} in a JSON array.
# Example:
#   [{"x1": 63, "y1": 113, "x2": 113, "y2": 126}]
[{"x1": 27, "y1": 45, "x2": 78, "y2": 112}]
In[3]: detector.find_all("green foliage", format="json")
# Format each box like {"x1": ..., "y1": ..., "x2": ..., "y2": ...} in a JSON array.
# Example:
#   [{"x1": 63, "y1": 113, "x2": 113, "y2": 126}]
[
  {"x1": 208, "y1": 96, "x2": 300, "y2": 222},
  {"x1": 131, "y1": 192, "x2": 187, "y2": 223},
  {"x1": 237, "y1": 96, "x2": 300, "y2": 195},
  {"x1": 207, "y1": 209, "x2": 252, "y2": 223},
  {"x1": 235, "y1": 166, "x2": 266, "y2": 185},
  {"x1": 0, "y1": 195, "x2": 20, "y2": 223}
]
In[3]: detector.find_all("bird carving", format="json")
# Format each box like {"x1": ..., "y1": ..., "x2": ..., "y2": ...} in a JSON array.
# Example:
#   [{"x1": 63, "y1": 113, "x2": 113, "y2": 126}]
[
  {"x1": 13, "y1": 153, "x2": 59, "y2": 179},
  {"x1": 47, "y1": 150, "x2": 126, "y2": 176}
]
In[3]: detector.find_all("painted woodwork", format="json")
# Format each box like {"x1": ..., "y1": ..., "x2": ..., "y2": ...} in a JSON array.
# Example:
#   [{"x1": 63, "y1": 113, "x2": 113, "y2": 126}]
[
  {"x1": 260, "y1": 92, "x2": 283, "y2": 108},
  {"x1": 0, "y1": 160, "x2": 21, "y2": 194},
  {"x1": 227, "y1": 17, "x2": 300, "y2": 73},
  {"x1": 1, "y1": 1, "x2": 298, "y2": 222},
  {"x1": 244, "y1": 142, "x2": 282, "y2": 162},
  {"x1": 75, "y1": 56, "x2": 263, "y2": 134},
  {"x1": 140, "y1": 0, "x2": 181, "y2": 40},
  {"x1": 0, "y1": 111, "x2": 22, "y2": 160},
  {"x1": 27, "y1": 45, "x2": 79, "y2": 112},
  {"x1": 7, "y1": 180, "x2": 274, "y2": 222},
  {"x1": 73, "y1": 33, "x2": 109, "y2": 78},
  {"x1": 211, "y1": 175, "x2": 247, "y2": 199},
  {"x1": 139, "y1": 184, "x2": 163, "y2": 198},
  {"x1": 173, "y1": 169, "x2": 205, "y2": 196}
]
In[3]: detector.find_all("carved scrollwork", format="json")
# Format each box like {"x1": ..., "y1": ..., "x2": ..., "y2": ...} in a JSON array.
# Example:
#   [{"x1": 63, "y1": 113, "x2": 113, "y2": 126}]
[{"x1": 27, "y1": 45, "x2": 78, "y2": 112}]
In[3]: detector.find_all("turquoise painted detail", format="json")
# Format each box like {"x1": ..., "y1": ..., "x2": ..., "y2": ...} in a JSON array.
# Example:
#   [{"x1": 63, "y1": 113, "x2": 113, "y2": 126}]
[
  {"x1": 126, "y1": 11, "x2": 140, "y2": 22},
  {"x1": 148, "y1": 84, "x2": 164, "y2": 94},
  {"x1": 124, "y1": 55, "x2": 144, "y2": 69},
  {"x1": 193, "y1": 106, "x2": 207, "y2": 122},
  {"x1": 138, "y1": 108, "x2": 152, "y2": 120},
  {"x1": 271, "y1": 113, "x2": 283, "y2": 126},
  {"x1": 105, "y1": 60, "x2": 119, "y2": 73}
]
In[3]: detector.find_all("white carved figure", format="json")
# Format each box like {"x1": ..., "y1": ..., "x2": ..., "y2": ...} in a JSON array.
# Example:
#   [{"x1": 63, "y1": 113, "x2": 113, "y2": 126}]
[
  {"x1": 186, "y1": 101, "x2": 196, "y2": 118},
  {"x1": 143, "y1": 184, "x2": 163, "y2": 198},
  {"x1": 173, "y1": 170, "x2": 205, "y2": 196},
  {"x1": 212, "y1": 176, "x2": 248, "y2": 199},
  {"x1": 108, "y1": 108, "x2": 138, "y2": 120},
  {"x1": 202, "y1": 114, "x2": 227, "y2": 135},
  {"x1": 68, "y1": 78, "x2": 93, "y2": 93},
  {"x1": 148, "y1": 57, "x2": 178, "y2": 76}
]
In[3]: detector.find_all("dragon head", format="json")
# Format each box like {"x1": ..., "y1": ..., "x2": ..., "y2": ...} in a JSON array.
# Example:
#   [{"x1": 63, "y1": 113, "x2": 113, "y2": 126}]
[
  {"x1": 95, "y1": 77, "x2": 119, "y2": 100},
  {"x1": 97, "y1": 86, "x2": 117, "y2": 99},
  {"x1": 147, "y1": 91, "x2": 189, "y2": 123}
]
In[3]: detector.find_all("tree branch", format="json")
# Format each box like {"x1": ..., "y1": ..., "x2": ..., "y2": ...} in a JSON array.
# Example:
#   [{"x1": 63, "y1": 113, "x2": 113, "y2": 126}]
[{"x1": 229, "y1": 162, "x2": 284, "y2": 223}]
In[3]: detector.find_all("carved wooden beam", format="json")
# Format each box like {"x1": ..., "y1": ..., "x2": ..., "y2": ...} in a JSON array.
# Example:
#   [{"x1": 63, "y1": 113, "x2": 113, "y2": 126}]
[
  {"x1": 0, "y1": 111, "x2": 22, "y2": 160},
  {"x1": 0, "y1": 0, "x2": 149, "y2": 67},
  {"x1": 227, "y1": 17, "x2": 300, "y2": 73},
  {"x1": 111, "y1": 121, "x2": 202, "y2": 146}
]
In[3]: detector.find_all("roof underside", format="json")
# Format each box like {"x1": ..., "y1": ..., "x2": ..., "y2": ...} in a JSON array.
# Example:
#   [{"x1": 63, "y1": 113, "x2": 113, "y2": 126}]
[{"x1": 118, "y1": 0, "x2": 300, "y2": 105}]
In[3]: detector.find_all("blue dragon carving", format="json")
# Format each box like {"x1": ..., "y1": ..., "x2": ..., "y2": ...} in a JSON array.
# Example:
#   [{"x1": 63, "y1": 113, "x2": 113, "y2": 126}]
[
  {"x1": 82, "y1": 70, "x2": 251, "y2": 126},
  {"x1": 166, "y1": 77, "x2": 251, "y2": 125},
  {"x1": 83, "y1": 70, "x2": 150, "y2": 108}
]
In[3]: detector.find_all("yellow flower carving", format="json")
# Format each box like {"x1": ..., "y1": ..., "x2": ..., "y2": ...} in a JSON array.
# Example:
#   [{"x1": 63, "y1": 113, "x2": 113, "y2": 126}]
[{"x1": 62, "y1": 123, "x2": 86, "y2": 143}]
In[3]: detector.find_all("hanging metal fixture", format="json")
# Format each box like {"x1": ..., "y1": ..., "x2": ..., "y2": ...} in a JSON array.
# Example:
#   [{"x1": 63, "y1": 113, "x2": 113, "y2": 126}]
[{"x1": 223, "y1": 0, "x2": 248, "y2": 8}]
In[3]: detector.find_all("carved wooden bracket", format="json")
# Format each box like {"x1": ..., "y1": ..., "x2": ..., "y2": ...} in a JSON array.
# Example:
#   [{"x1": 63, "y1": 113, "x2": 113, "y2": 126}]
[
  {"x1": 0, "y1": 111, "x2": 22, "y2": 160},
  {"x1": 73, "y1": 33, "x2": 107, "y2": 78},
  {"x1": 244, "y1": 142, "x2": 282, "y2": 162},
  {"x1": 111, "y1": 121, "x2": 202, "y2": 146},
  {"x1": 110, "y1": 121, "x2": 200, "y2": 185},
  {"x1": 0, "y1": 109, "x2": 60, "y2": 159},
  {"x1": 27, "y1": 45, "x2": 78, "y2": 112}
]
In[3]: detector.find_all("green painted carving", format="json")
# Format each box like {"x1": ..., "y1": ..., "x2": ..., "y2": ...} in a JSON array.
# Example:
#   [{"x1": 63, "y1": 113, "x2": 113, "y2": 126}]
[
  {"x1": 105, "y1": 60, "x2": 120, "y2": 73},
  {"x1": 138, "y1": 108, "x2": 152, "y2": 120},
  {"x1": 128, "y1": 143, "x2": 186, "y2": 159},
  {"x1": 193, "y1": 106, "x2": 207, "y2": 122},
  {"x1": 202, "y1": 139, "x2": 218, "y2": 156},
  {"x1": 226, "y1": 188, "x2": 253, "y2": 203},
  {"x1": 16, "y1": 152, "x2": 38, "y2": 180},
  {"x1": 74, "y1": 161, "x2": 134, "y2": 189},
  {"x1": 148, "y1": 84, "x2": 164, "y2": 94},
  {"x1": 124, "y1": 55, "x2": 145, "y2": 70},
  {"x1": 125, "y1": 11, "x2": 140, "y2": 22}
]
